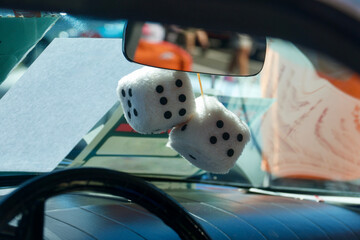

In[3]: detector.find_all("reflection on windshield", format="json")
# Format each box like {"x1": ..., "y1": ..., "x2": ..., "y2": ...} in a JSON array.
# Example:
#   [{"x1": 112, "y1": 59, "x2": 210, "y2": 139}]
[
  {"x1": 71, "y1": 106, "x2": 200, "y2": 176},
  {"x1": 1, "y1": 11, "x2": 360, "y2": 195}
]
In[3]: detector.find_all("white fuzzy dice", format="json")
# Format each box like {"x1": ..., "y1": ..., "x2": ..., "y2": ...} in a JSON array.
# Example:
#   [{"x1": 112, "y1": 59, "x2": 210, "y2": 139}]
[
  {"x1": 168, "y1": 96, "x2": 250, "y2": 174},
  {"x1": 116, "y1": 67, "x2": 196, "y2": 134}
]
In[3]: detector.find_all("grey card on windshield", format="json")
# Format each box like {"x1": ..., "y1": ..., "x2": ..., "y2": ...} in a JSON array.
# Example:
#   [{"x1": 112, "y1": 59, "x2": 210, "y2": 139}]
[{"x1": 0, "y1": 38, "x2": 140, "y2": 172}]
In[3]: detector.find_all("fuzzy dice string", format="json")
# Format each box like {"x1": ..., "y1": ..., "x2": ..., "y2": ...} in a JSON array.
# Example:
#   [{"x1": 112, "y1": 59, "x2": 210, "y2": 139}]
[{"x1": 117, "y1": 67, "x2": 250, "y2": 174}]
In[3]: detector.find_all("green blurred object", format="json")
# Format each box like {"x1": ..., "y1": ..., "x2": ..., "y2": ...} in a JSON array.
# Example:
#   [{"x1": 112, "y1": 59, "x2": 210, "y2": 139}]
[{"x1": 0, "y1": 15, "x2": 59, "y2": 84}]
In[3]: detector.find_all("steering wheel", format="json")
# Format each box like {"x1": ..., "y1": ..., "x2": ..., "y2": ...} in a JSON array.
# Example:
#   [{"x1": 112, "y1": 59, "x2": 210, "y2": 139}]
[{"x1": 0, "y1": 168, "x2": 211, "y2": 240}]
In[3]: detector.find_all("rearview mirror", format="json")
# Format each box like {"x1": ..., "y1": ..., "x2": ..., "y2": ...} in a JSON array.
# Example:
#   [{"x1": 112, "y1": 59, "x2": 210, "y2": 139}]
[{"x1": 123, "y1": 21, "x2": 266, "y2": 76}]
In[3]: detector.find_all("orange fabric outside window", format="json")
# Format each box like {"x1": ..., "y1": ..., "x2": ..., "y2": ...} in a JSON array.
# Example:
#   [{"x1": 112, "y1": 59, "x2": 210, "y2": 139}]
[
  {"x1": 134, "y1": 40, "x2": 192, "y2": 72},
  {"x1": 260, "y1": 45, "x2": 360, "y2": 181}
]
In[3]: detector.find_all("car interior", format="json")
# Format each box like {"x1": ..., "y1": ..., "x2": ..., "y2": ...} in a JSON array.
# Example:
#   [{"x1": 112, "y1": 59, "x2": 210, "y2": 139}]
[{"x1": 0, "y1": 0, "x2": 360, "y2": 239}]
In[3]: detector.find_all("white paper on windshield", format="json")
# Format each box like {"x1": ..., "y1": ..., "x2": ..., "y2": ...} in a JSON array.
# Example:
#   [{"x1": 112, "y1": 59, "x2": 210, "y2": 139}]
[{"x1": 0, "y1": 38, "x2": 140, "y2": 172}]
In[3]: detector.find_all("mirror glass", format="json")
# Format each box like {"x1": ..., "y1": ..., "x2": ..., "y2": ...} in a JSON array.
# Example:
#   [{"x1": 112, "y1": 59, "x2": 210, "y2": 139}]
[{"x1": 124, "y1": 22, "x2": 266, "y2": 76}]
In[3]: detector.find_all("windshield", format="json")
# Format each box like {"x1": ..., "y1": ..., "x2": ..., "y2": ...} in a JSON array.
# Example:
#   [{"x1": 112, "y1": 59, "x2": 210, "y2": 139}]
[{"x1": 1, "y1": 10, "x2": 360, "y2": 196}]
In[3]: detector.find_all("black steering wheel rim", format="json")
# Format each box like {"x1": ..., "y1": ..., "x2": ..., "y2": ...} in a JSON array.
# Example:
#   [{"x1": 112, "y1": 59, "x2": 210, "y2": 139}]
[{"x1": 0, "y1": 167, "x2": 211, "y2": 240}]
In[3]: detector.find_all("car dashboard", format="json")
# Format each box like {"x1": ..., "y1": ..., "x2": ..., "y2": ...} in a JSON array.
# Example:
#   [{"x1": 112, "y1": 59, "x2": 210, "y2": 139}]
[{"x1": 26, "y1": 183, "x2": 360, "y2": 239}]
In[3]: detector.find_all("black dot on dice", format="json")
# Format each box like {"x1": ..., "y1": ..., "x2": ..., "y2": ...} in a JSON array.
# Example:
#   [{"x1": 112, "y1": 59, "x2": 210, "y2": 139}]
[
  {"x1": 160, "y1": 97, "x2": 167, "y2": 105},
  {"x1": 127, "y1": 111, "x2": 131, "y2": 119},
  {"x1": 237, "y1": 134, "x2": 243, "y2": 142},
  {"x1": 216, "y1": 120, "x2": 224, "y2": 128},
  {"x1": 223, "y1": 132, "x2": 230, "y2": 140},
  {"x1": 189, "y1": 154, "x2": 197, "y2": 160},
  {"x1": 128, "y1": 88, "x2": 132, "y2": 97},
  {"x1": 178, "y1": 94, "x2": 186, "y2": 102},
  {"x1": 133, "y1": 108, "x2": 138, "y2": 117},
  {"x1": 210, "y1": 136, "x2": 217, "y2": 144},
  {"x1": 127, "y1": 100, "x2": 132, "y2": 108},
  {"x1": 121, "y1": 89, "x2": 126, "y2": 97},
  {"x1": 227, "y1": 149, "x2": 234, "y2": 157},
  {"x1": 179, "y1": 108, "x2": 186, "y2": 116},
  {"x1": 176, "y1": 79, "x2": 183, "y2": 87},
  {"x1": 181, "y1": 124, "x2": 187, "y2": 131},
  {"x1": 164, "y1": 111, "x2": 172, "y2": 119},
  {"x1": 156, "y1": 85, "x2": 164, "y2": 93}
]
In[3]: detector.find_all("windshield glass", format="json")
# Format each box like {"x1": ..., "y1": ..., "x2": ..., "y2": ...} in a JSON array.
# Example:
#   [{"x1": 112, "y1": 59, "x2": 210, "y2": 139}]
[{"x1": 1, "y1": 10, "x2": 360, "y2": 196}]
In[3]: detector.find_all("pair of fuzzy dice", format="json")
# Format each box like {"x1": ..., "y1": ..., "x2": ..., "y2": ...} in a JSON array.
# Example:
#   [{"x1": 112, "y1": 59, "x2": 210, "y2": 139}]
[{"x1": 117, "y1": 67, "x2": 250, "y2": 173}]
